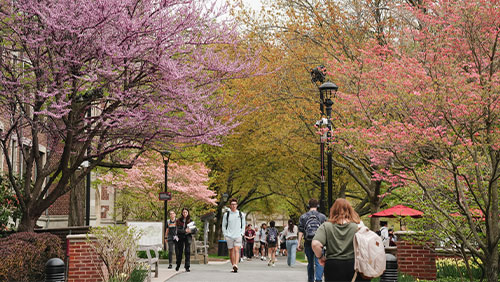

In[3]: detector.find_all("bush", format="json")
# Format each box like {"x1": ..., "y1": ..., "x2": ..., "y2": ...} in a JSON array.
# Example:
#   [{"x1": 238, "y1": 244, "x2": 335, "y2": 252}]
[
  {"x1": 0, "y1": 232, "x2": 64, "y2": 281},
  {"x1": 88, "y1": 225, "x2": 142, "y2": 282}
]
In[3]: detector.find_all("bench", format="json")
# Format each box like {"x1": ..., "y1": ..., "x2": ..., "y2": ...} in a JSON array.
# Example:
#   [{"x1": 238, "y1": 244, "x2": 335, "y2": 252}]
[
  {"x1": 138, "y1": 244, "x2": 161, "y2": 282},
  {"x1": 194, "y1": 239, "x2": 209, "y2": 256}
]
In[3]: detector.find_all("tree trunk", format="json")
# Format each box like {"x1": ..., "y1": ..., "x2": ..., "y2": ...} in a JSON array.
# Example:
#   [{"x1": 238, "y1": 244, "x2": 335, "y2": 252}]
[
  {"x1": 68, "y1": 171, "x2": 85, "y2": 226},
  {"x1": 17, "y1": 209, "x2": 37, "y2": 232},
  {"x1": 485, "y1": 251, "x2": 499, "y2": 282}
]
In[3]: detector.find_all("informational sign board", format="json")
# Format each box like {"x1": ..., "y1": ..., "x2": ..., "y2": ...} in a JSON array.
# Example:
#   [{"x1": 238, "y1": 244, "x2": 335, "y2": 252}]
[
  {"x1": 159, "y1": 192, "x2": 171, "y2": 201},
  {"x1": 126, "y1": 221, "x2": 163, "y2": 246}
]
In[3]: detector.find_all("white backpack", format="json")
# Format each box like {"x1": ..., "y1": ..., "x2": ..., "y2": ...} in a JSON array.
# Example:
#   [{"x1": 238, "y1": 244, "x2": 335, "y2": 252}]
[{"x1": 351, "y1": 225, "x2": 386, "y2": 281}]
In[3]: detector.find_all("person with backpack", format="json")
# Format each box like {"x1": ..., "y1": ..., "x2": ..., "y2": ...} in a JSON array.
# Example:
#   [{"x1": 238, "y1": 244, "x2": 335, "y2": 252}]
[
  {"x1": 298, "y1": 199, "x2": 327, "y2": 282},
  {"x1": 379, "y1": 221, "x2": 389, "y2": 247},
  {"x1": 266, "y1": 220, "x2": 279, "y2": 267},
  {"x1": 222, "y1": 198, "x2": 245, "y2": 273},
  {"x1": 311, "y1": 198, "x2": 370, "y2": 282},
  {"x1": 164, "y1": 210, "x2": 177, "y2": 269}
]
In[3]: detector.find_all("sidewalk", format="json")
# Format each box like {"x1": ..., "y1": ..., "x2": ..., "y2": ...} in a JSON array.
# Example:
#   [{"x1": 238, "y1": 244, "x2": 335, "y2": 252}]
[{"x1": 160, "y1": 255, "x2": 308, "y2": 282}]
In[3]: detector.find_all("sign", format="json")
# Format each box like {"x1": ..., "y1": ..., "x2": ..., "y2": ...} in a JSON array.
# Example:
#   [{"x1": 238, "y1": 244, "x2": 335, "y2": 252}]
[
  {"x1": 126, "y1": 221, "x2": 162, "y2": 246},
  {"x1": 159, "y1": 192, "x2": 171, "y2": 201}
]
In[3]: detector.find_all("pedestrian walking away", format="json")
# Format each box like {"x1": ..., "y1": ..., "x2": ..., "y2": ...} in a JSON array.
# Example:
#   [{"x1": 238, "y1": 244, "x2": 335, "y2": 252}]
[
  {"x1": 222, "y1": 198, "x2": 246, "y2": 273},
  {"x1": 164, "y1": 210, "x2": 177, "y2": 269},
  {"x1": 379, "y1": 221, "x2": 389, "y2": 247},
  {"x1": 266, "y1": 221, "x2": 279, "y2": 267},
  {"x1": 298, "y1": 198, "x2": 327, "y2": 282},
  {"x1": 283, "y1": 219, "x2": 298, "y2": 267},
  {"x1": 244, "y1": 224, "x2": 256, "y2": 260},
  {"x1": 175, "y1": 208, "x2": 194, "y2": 272},
  {"x1": 311, "y1": 198, "x2": 369, "y2": 282}
]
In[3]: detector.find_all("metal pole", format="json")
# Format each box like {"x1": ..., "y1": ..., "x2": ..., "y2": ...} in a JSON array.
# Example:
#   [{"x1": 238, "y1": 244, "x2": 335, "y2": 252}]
[
  {"x1": 163, "y1": 158, "x2": 168, "y2": 251},
  {"x1": 325, "y1": 99, "x2": 334, "y2": 211},
  {"x1": 85, "y1": 107, "x2": 91, "y2": 226},
  {"x1": 320, "y1": 141, "x2": 326, "y2": 215}
]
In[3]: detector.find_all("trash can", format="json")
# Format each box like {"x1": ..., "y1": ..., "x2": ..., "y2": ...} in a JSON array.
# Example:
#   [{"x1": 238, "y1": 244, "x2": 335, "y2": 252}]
[
  {"x1": 45, "y1": 258, "x2": 65, "y2": 282},
  {"x1": 380, "y1": 253, "x2": 398, "y2": 282},
  {"x1": 218, "y1": 240, "x2": 228, "y2": 256}
]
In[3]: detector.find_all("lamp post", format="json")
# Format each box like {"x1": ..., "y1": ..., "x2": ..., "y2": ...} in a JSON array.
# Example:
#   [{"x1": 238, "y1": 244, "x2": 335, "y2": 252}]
[
  {"x1": 318, "y1": 81, "x2": 338, "y2": 211},
  {"x1": 160, "y1": 150, "x2": 172, "y2": 251}
]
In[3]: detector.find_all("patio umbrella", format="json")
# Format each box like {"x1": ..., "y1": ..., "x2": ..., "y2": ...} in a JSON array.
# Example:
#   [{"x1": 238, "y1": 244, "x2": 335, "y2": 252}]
[{"x1": 369, "y1": 204, "x2": 424, "y2": 218}]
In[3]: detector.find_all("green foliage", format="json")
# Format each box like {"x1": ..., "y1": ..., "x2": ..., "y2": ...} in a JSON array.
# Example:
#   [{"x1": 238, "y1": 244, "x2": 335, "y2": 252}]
[
  {"x1": 0, "y1": 174, "x2": 21, "y2": 231},
  {"x1": 128, "y1": 266, "x2": 148, "y2": 282},
  {"x1": 0, "y1": 232, "x2": 64, "y2": 281},
  {"x1": 436, "y1": 258, "x2": 484, "y2": 280},
  {"x1": 137, "y1": 250, "x2": 168, "y2": 259},
  {"x1": 88, "y1": 225, "x2": 142, "y2": 282}
]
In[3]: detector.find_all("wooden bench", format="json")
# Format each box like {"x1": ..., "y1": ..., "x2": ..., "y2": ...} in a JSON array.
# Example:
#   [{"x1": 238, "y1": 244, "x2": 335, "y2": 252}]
[{"x1": 138, "y1": 244, "x2": 161, "y2": 282}]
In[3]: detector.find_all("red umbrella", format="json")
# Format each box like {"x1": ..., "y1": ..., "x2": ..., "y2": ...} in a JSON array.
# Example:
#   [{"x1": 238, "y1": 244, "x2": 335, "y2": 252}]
[{"x1": 369, "y1": 204, "x2": 424, "y2": 218}]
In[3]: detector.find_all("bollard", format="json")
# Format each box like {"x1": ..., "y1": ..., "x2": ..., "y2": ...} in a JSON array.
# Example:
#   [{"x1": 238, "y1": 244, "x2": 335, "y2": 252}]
[
  {"x1": 380, "y1": 253, "x2": 398, "y2": 282},
  {"x1": 45, "y1": 258, "x2": 65, "y2": 282}
]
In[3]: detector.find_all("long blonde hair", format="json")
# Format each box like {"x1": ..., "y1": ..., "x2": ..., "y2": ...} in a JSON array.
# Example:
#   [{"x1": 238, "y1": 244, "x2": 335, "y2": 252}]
[{"x1": 329, "y1": 198, "x2": 360, "y2": 224}]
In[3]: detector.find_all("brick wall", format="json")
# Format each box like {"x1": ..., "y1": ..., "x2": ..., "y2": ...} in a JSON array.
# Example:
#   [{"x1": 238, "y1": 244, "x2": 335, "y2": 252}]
[
  {"x1": 397, "y1": 239, "x2": 436, "y2": 280},
  {"x1": 67, "y1": 234, "x2": 103, "y2": 282}
]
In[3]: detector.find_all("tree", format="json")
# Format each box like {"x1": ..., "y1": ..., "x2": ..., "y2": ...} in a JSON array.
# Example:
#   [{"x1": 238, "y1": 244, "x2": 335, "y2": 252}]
[
  {"x1": 0, "y1": 0, "x2": 260, "y2": 231},
  {"x1": 328, "y1": 0, "x2": 500, "y2": 280},
  {"x1": 98, "y1": 152, "x2": 215, "y2": 221}
]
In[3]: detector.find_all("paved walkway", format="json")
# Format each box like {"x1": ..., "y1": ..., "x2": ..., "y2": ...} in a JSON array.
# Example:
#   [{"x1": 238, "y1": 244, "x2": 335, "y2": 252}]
[{"x1": 153, "y1": 255, "x2": 308, "y2": 282}]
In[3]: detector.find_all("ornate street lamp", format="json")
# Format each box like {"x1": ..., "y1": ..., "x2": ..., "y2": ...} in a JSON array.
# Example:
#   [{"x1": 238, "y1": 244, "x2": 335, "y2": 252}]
[
  {"x1": 159, "y1": 150, "x2": 172, "y2": 251},
  {"x1": 319, "y1": 81, "x2": 338, "y2": 211}
]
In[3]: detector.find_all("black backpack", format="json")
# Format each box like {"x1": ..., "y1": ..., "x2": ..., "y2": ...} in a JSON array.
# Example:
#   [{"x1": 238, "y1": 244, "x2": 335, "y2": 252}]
[
  {"x1": 266, "y1": 227, "x2": 278, "y2": 243},
  {"x1": 225, "y1": 210, "x2": 243, "y2": 229},
  {"x1": 304, "y1": 212, "x2": 322, "y2": 240}
]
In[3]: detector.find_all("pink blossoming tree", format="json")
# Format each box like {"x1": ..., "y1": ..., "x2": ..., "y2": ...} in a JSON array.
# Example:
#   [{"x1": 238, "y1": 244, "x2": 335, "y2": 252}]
[
  {"x1": 98, "y1": 152, "x2": 215, "y2": 220},
  {"x1": 0, "y1": 0, "x2": 260, "y2": 231},
  {"x1": 328, "y1": 0, "x2": 500, "y2": 280}
]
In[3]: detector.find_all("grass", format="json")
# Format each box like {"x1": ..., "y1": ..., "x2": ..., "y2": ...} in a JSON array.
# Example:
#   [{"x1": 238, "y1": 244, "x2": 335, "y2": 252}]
[{"x1": 208, "y1": 253, "x2": 230, "y2": 260}]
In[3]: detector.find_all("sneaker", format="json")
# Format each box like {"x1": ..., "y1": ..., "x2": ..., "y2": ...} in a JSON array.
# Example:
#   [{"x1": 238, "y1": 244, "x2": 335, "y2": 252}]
[
  {"x1": 232, "y1": 265, "x2": 238, "y2": 273},
  {"x1": 168, "y1": 265, "x2": 172, "y2": 269},
  {"x1": 261, "y1": 257, "x2": 265, "y2": 261},
  {"x1": 268, "y1": 260, "x2": 272, "y2": 266},
  {"x1": 272, "y1": 262, "x2": 275, "y2": 267}
]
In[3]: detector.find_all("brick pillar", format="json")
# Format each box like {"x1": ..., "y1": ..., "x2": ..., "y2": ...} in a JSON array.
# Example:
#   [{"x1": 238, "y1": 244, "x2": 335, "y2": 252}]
[
  {"x1": 396, "y1": 231, "x2": 436, "y2": 280},
  {"x1": 67, "y1": 234, "x2": 103, "y2": 282}
]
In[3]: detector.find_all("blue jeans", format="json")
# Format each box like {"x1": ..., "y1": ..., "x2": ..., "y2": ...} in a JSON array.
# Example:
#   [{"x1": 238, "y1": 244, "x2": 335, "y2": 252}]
[
  {"x1": 286, "y1": 239, "x2": 298, "y2": 266},
  {"x1": 304, "y1": 242, "x2": 323, "y2": 282}
]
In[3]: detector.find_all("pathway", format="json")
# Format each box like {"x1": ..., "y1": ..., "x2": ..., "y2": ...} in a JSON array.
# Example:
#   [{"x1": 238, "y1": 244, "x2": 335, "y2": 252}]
[{"x1": 154, "y1": 255, "x2": 308, "y2": 282}]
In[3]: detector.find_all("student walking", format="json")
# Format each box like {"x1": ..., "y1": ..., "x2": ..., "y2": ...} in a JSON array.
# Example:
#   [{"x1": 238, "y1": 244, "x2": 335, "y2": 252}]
[
  {"x1": 311, "y1": 198, "x2": 369, "y2": 281},
  {"x1": 259, "y1": 223, "x2": 268, "y2": 261},
  {"x1": 283, "y1": 219, "x2": 299, "y2": 267},
  {"x1": 222, "y1": 198, "x2": 246, "y2": 273},
  {"x1": 298, "y1": 199, "x2": 327, "y2": 282},
  {"x1": 175, "y1": 208, "x2": 193, "y2": 272},
  {"x1": 244, "y1": 224, "x2": 256, "y2": 260},
  {"x1": 164, "y1": 210, "x2": 177, "y2": 269},
  {"x1": 266, "y1": 221, "x2": 279, "y2": 267},
  {"x1": 253, "y1": 226, "x2": 261, "y2": 258}
]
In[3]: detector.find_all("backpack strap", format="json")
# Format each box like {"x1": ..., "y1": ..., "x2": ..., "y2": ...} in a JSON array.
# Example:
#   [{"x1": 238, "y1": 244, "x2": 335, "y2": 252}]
[
  {"x1": 226, "y1": 210, "x2": 243, "y2": 229},
  {"x1": 351, "y1": 271, "x2": 358, "y2": 282},
  {"x1": 239, "y1": 211, "x2": 242, "y2": 228}
]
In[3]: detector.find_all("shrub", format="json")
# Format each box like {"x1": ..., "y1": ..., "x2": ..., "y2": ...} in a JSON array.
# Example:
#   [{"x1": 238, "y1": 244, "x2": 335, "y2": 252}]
[
  {"x1": 88, "y1": 225, "x2": 142, "y2": 282},
  {"x1": 0, "y1": 232, "x2": 64, "y2": 281}
]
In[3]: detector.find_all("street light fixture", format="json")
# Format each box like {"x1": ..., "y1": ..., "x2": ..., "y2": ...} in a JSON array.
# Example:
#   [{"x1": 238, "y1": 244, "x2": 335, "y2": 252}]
[
  {"x1": 159, "y1": 150, "x2": 172, "y2": 251},
  {"x1": 318, "y1": 81, "x2": 338, "y2": 211}
]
